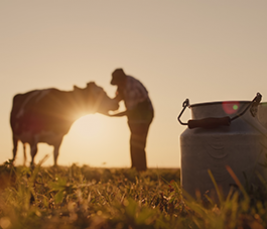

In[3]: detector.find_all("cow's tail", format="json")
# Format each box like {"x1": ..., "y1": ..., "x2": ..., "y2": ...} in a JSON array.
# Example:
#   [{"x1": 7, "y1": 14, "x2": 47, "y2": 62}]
[{"x1": 10, "y1": 94, "x2": 20, "y2": 127}]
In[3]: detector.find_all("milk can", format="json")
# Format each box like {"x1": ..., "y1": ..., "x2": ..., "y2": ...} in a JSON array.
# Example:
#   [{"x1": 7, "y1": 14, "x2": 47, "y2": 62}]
[
  {"x1": 178, "y1": 93, "x2": 267, "y2": 199},
  {"x1": 257, "y1": 102, "x2": 267, "y2": 129}
]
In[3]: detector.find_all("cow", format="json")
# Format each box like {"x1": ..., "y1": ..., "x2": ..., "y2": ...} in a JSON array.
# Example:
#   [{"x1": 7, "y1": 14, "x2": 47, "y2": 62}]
[{"x1": 10, "y1": 82, "x2": 119, "y2": 167}]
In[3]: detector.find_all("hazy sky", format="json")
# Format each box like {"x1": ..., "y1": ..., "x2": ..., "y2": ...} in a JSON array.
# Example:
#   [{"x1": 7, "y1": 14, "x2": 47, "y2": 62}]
[{"x1": 1, "y1": 1, "x2": 267, "y2": 168}]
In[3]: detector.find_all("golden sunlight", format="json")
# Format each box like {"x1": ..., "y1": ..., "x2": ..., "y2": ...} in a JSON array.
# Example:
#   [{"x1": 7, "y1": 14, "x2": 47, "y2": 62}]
[
  {"x1": 71, "y1": 114, "x2": 106, "y2": 138},
  {"x1": 59, "y1": 114, "x2": 130, "y2": 167}
]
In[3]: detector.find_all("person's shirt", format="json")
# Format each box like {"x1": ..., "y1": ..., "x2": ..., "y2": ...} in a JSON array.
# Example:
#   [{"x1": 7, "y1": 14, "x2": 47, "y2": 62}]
[{"x1": 117, "y1": 75, "x2": 151, "y2": 110}]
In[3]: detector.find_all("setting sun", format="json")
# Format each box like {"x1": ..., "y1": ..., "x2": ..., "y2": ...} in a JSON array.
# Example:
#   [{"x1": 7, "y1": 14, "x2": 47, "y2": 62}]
[
  {"x1": 58, "y1": 113, "x2": 130, "y2": 167},
  {"x1": 71, "y1": 114, "x2": 107, "y2": 138}
]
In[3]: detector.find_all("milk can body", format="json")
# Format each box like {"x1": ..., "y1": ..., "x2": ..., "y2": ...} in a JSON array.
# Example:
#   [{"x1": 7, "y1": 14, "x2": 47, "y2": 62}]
[
  {"x1": 180, "y1": 101, "x2": 267, "y2": 198},
  {"x1": 257, "y1": 102, "x2": 267, "y2": 129}
]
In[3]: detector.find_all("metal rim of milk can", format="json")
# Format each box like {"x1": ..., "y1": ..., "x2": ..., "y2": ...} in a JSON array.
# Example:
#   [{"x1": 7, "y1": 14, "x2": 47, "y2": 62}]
[{"x1": 177, "y1": 93, "x2": 262, "y2": 129}]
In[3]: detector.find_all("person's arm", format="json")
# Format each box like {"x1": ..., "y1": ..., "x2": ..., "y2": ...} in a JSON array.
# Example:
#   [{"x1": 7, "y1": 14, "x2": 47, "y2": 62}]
[
  {"x1": 108, "y1": 110, "x2": 128, "y2": 117},
  {"x1": 114, "y1": 88, "x2": 123, "y2": 102},
  {"x1": 108, "y1": 86, "x2": 127, "y2": 117}
]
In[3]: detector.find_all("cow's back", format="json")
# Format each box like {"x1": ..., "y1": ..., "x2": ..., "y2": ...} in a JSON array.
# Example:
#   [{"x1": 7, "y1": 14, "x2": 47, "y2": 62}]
[
  {"x1": 11, "y1": 90, "x2": 38, "y2": 132},
  {"x1": 11, "y1": 89, "x2": 54, "y2": 134},
  {"x1": 11, "y1": 88, "x2": 76, "y2": 136}
]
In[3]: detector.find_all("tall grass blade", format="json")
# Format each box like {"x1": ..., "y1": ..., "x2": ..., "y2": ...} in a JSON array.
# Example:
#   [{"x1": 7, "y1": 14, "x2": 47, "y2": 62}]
[
  {"x1": 225, "y1": 165, "x2": 250, "y2": 212},
  {"x1": 208, "y1": 169, "x2": 224, "y2": 205},
  {"x1": 225, "y1": 165, "x2": 248, "y2": 199}
]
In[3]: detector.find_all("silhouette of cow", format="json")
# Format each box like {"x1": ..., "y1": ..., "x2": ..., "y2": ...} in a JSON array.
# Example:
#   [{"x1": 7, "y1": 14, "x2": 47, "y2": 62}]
[{"x1": 10, "y1": 82, "x2": 119, "y2": 166}]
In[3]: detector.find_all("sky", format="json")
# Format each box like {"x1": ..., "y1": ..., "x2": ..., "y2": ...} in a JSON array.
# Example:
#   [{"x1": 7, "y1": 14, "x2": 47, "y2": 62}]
[{"x1": 1, "y1": 1, "x2": 267, "y2": 168}]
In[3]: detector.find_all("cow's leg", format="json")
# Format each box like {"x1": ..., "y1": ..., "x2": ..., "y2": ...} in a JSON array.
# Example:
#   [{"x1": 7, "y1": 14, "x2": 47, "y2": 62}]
[
  {"x1": 30, "y1": 143, "x2": 38, "y2": 168},
  {"x1": 12, "y1": 135, "x2": 18, "y2": 163},
  {"x1": 53, "y1": 138, "x2": 63, "y2": 166},
  {"x1": 23, "y1": 143, "x2": 27, "y2": 166}
]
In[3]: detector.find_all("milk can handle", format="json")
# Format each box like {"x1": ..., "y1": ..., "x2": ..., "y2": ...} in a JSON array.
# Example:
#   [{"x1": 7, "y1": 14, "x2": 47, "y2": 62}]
[
  {"x1": 231, "y1": 92, "x2": 262, "y2": 121},
  {"x1": 177, "y1": 99, "x2": 190, "y2": 126},
  {"x1": 177, "y1": 93, "x2": 262, "y2": 129}
]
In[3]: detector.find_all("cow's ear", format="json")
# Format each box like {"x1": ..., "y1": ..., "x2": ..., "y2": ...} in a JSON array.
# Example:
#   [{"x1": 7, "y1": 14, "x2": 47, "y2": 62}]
[
  {"x1": 87, "y1": 82, "x2": 95, "y2": 87},
  {"x1": 73, "y1": 85, "x2": 80, "y2": 91}
]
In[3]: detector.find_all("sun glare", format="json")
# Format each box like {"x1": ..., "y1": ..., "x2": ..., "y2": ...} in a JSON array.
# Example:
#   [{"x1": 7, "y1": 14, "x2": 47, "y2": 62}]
[
  {"x1": 59, "y1": 113, "x2": 130, "y2": 167},
  {"x1": 71, "y1": 114, "x2": 106, "y2": 138},
  {"x1": 222, "y1": 101, "x2": 240, "y2": 114}
]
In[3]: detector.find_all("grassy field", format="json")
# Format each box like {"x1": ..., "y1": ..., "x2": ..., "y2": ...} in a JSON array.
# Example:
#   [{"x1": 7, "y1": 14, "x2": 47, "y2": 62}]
[{"x1": 0, "y1": 159, "x2": 266, "y2": 229}]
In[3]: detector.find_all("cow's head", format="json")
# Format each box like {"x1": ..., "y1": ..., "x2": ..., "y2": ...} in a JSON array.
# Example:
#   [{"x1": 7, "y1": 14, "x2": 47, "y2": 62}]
[{"x1": 73, "y1": 82, "x2": 119, "y2": 116}]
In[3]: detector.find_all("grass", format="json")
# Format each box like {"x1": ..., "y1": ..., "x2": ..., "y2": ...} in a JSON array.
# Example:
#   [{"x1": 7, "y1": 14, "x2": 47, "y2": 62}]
[{"x1": 0, "y1": 159, "x2": 266, "y2": 229}]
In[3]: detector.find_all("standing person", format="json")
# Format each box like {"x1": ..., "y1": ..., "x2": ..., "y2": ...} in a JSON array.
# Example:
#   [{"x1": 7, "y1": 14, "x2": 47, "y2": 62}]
[{"x1": 109, "y1": 68, "x2": 154, "y2": 171}]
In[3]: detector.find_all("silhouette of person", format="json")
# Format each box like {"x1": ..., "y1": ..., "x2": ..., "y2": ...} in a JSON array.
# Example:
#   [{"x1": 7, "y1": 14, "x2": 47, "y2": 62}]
[{"x1": 109, "y1": 68, "x2": 154, "y2": 171}]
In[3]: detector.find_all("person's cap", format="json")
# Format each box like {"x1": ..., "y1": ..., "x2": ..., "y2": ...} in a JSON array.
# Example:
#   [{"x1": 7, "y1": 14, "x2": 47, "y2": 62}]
[{"x1": 111, "y1": 68, "x2": 126, "y2": 85}]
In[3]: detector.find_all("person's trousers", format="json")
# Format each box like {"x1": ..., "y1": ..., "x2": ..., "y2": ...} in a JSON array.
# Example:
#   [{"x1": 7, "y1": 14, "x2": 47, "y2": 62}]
[{"x1": 128, "y1": 121, "x2": 152, "y2": 171}]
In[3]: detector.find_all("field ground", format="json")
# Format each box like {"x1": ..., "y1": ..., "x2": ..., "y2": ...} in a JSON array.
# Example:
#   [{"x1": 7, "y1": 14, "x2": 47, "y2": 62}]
[{"x1": 0, "y1": 160, "x2": 266, "y2": 229}]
